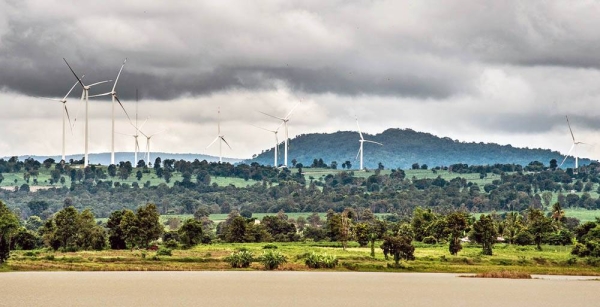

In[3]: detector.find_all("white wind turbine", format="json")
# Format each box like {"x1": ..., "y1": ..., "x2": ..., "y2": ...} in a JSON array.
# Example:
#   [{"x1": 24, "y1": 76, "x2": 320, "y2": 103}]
[
  {"x1": 252, "y1": 124, "x2": 281, "y2": 167},
  {"x1": 258, "y1": 103, "x2": 298, "y2": 167},
  {"x1": 35, "y1": 76, "x2": 83, "y2": 161},
  {"x1": 88, "y1": 58, "x2": 132, "y2": 165},
  {"x1": 206, "y1": 108, "x2": 232, "y2": 163},
  {"x1": 117, "y1": 90, "x2": 148, "y2": 165},
  {"x1": 355, "y1": 117, "x2": 383, "y2": 170},
  {"x1": 560, "y1": 115, "x2": 586, "y2": 171},
  {"x1": 139, "y1": 129, "x2": 164, "y2": 166},
  {"x1": 63, "y1": 58, "x2": 112, "y2": 167}
]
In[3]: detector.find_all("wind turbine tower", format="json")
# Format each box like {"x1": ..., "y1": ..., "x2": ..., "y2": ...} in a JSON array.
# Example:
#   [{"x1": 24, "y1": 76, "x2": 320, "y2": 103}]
[
  {"x1": 355, "y1": 117, "x2": 383, "y2": 170},
  {"x1": 88, "y1": 59, "x2": 131, "y2": 165},
  {"x1": 63, "y1": 58, "x2": 112, "y2": 167},
  {"x1": 560, "y1": 115, "x2": 585, "y2": 172},
  {"x1": 258, "y1": 103, "x2": 298, "y2": 167},
  {"x1": 35, "y1": 78, "x2": 82, "y2": 161},
  {"x1": 252, "y1": 124, "x2": 280, "y2": 167},
  {"x1": 207, "y1": 108, "x2": 232, "y2": 163}
]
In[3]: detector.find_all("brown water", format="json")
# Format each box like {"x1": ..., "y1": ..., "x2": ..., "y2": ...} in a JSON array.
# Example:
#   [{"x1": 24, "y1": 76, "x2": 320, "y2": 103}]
[{"x1": 0, "y1": 272, "x2": 598, "y2": 307}]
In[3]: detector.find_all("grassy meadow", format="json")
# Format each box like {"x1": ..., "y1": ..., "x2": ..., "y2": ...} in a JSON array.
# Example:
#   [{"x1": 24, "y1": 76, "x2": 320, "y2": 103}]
[{"x1": 5, "y1": 242, "x2": 600, "y2": 275}]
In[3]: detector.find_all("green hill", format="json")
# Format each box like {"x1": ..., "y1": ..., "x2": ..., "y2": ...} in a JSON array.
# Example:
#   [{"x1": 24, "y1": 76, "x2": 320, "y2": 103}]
[{"x1": 247, "y1": 128, "x2": 589, "y2": 169}]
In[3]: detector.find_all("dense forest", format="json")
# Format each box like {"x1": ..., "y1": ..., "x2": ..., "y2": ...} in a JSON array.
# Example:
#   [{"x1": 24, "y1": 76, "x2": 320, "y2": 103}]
[
  {"x1": 2, "y1": 156, "x2": 600, "y2": 221},
  {"x1": 247, "y1": 128, "x2": 590, "y2": 169}
]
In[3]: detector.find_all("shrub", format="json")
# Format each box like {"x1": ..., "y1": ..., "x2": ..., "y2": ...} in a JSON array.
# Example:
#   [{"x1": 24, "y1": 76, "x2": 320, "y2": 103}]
[
  {"x1": 164, "y1": 239, "x2": 179, "y2": 249},
  {"x1": 224, "y1": 250, "x2": 254, "y2": 268},
  {"x1": 259, "y1": 250, "x2": 287, "y2": 270},
  {"x1": 422, "y1": 236, "x2": 437, "y2": 244},
  {"x1": 514, "y1": 231, "x2": 534, "y2": 246},
  {"x1": 305, "y1": 252, "x2": 338, "y2": 269},
  {"x1": 263, "y1": 244, "x2": 278, "y2": 249},
  {"x1": 156, "y1": 247, "x2": 172, "y2": 256}
]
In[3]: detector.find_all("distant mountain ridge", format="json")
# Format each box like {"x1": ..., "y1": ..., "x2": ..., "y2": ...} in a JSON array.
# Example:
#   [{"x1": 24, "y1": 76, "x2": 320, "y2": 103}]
[
  {"x1": 246, "y1": 128, "x2": 591, "y2": 169},
  {"x1": 3, "y1": 152, "x2": 242, "y2": 166}
]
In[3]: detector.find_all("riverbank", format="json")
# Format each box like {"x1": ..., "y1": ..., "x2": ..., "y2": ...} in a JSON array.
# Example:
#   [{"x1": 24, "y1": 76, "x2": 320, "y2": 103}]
[{"x1": 3, "y1": 242, "x2": 600, "y2": 276}]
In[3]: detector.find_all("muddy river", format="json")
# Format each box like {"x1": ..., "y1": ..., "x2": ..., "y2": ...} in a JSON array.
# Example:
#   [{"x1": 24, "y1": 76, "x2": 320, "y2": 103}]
[{"x1": 0, "y1": 272, "x2": 598, "y2": 306}]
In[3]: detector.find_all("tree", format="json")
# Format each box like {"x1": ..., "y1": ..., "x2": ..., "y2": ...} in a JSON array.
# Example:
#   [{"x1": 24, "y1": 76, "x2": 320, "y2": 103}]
[
  {"x1": 471, "y1": 214, "x2": 497, "y2": 255},
  {"x1": 107, "y1": 164, "x2": 117, "y2": 177},
  {"x1": 27, "y1": 200, "x2": 49, "y2": 216},
  {"x1": 0, "y1": 200, "x2": 20, "y2": 264},
  {"x1": 549, "y1": 158, "x2": 558, "y2": 170},
  {"x1": 107, "y1": 210, "x2": 127, "y2": 249},
  {"x1": 178, "y1": 218, "x2": 204, "y2": 248},
  {"x1": 381, "y1": 224, "x2": 415, "y2": 266},
  {"x1": 136, "y1": 204, "x2": 163, "y2": 248},
  {"x1": 527, "y1": 208, "x2": 553, "y2": 250},
  {"x1": 226, "y1": 216, "x2": 247, "y2": 243},
  {"x1": 136, "y1": 170, "x2": 143, "y2": 181},
  {"x1": 551, "y1": 202, "x2": 565, "y2": 230},
  {"x1": 54, "y1": 206, "x2": 80, "y2": 251},
  {"x1": 119, "y1": 210, "x2": 139, "y2": 249},
  {"x1": 344, "y1": 160, "x2": 352, "y2": 170},
  {"x1": 445, "y1": 212, "x2": 468, "y2": 256}
]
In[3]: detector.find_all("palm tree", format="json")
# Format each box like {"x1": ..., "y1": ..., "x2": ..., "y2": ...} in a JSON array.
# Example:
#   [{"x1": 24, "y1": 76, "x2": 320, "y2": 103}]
[{"x1": 551, "y1": 202, "x2": 565, "y2": 230}]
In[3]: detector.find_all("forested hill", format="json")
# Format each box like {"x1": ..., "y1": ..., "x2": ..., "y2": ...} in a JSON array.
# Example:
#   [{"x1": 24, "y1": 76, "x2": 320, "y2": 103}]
[{"x1": 247, "y1": 128, "x2": 590, "y2": 169}]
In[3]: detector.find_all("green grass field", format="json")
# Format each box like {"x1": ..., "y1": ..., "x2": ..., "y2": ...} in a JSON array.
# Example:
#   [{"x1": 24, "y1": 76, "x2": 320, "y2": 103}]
[
  {"x1": 5, "y1": 241, "x2": 600, "y2": 275},
  {"x1": 0, "y1": 166, "x2": 260, "y2": 189}
]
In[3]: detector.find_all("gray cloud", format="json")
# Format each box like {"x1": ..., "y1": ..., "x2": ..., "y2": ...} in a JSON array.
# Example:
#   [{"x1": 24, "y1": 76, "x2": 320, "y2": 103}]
[{"x1": 2, "y1": 1, "x2": 600, "y2": 160}]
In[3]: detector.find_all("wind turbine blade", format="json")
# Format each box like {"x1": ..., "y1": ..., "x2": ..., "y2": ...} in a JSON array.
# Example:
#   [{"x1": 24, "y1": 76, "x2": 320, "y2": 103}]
[
  {"x1": 149, "y1": 130, "x2": 165, "y2": 137},
  {"x1": 559, "y1": 144, "x2": 576, "y2": 167},
  {"x1": 285, "y1": 102, "x2": 300, "y2": 120},
  {"x1": 35, "y1": 97, "x2": 62, "y2": 102},
  {"x1": 88, "y1": 80, "x2": 112, "y2": 87},
  {"x1": 64, "y1": 104, "x2": 73, "y2": 133},
  {"x1": 356, "y1": 118, "x2": 364, "y2": 140},
  {"x1": 88, "y1": 92, "x2": 111, "y2": 98},
  {"x1": 62, "y1": 76, "x2": 84, "y2": 101},
  {"x1": 355, "y1": 147, "x2": 361, "y2": 160},
  {"x1": 138, "y1": 117, "x2": 149, "y2": 130},
  {"x1": 112, "y1": 58, "x2": 127, "y2": 92},
  {"x1": 138, "y1": 130, "x2": 149, "y2": 138},
  {"x1": 115, "y1": 95, "x2": 132, "y2": 123},
  {"x1": 566, "y1": 115, "x2": 575, "y2": 142},
  {"x1": 257, "y1": 110, "x2": 285, "y2": 121},
  {"x1": 363, "y1": 140, "x2": 383, "y2": 146},
  {"x1": 63, "y1": 58, "x2": 86, "y2": 88},
  {"x1": 221, "y1": 136, "x2": 232, "y2": 149},
  {"x1": 206, "y1": 137, "x2": 219, "y2": 149},
  {"x1": 251, "y1": 124, "x2": 275, "y2": 133}
]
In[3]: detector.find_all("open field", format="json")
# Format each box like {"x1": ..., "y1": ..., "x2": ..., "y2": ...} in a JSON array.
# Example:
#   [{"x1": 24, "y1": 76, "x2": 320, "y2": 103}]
[
  {"x1": 0, "y1": 271, "x2": 598, "y2": 307},
  {"x1": 4, "y1": 242, "x2": 600, "y2": 276},
  {"x1": 0, "y1": 166, "x2": 261, "y2": 188}
]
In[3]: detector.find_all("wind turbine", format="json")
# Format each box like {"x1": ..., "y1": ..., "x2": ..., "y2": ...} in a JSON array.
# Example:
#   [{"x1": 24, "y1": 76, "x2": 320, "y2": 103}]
[
  {"x1": 118, "y1": 93, "x2": 148, "y2": 166},
  {"x1": 252, "y1": 124, "x2": 280, "y2": 167},
  {"x1": 63, "y1": 58, "x2": 112, "y2": 167},
  {"x1": 88, "y1": 58, "x2": 132, "y2": 165},
  {"x1": 258, "y1": 102, "x2": 298, "y2": 167},
  {"x1": 35, "y1": 76, "x2": 83, "y2": 161},
  {"x1": 206, "y1": 108, "x2": 232, "y2": 163},
  {"x1": 139, "y1": 129, "x2": 164, "y2": 165},
  {"x1": 355, "y1": 117, "x2": 383, "y2": 170},
  {"x1": 560, "y1": 115, "x2": 585, "y2": 171}
]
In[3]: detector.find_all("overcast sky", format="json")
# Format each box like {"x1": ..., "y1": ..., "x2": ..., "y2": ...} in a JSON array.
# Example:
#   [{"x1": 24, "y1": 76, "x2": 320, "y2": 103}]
[{"x1": 2, "y1": 0, "x2": 600, "y2": 162}]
